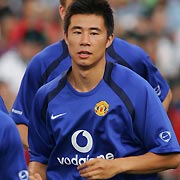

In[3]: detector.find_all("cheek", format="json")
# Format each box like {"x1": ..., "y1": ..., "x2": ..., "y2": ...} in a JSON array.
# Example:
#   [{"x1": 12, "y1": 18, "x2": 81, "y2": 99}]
[
  {"x1": 67, "y1": 46, "x2": 77, "y2": 58},
  {"x1": 94, "y1": 41, "x2": 107, "y2": 51},
  {"x1": 67, "y1": 38, "x2": 77, "y2": 47}
]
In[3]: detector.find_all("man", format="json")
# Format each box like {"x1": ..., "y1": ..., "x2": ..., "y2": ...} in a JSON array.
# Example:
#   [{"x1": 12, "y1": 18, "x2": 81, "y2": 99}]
[
  {"x1": 28, "y1": 0, "x2": 180, "y2": 179},
  {"x1": 0, "y1": 96, "x2": 28, "y2": 180},
  {"x1": 10, "y1": 0, "x2": 172, "y2": 150}
]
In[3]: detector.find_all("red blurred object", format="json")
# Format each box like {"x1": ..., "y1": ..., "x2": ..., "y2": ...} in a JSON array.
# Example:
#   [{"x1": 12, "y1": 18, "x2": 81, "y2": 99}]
[
  {"x1": 24, "y1": 149, "x2": 30, "y2": 165},
  {"x1": 168, "y1": 106, "x2": 180, "y2": 144}
]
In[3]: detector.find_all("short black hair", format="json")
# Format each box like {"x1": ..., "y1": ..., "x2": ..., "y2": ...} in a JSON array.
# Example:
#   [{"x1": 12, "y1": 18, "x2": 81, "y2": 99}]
[
  {"x1": 23, "y1": 30, "x2": 47, "y2": 46},
  {"x1": 0, "y1": 6, "x2": 13, "y2": 20},
  {"x1": 64, "y1": 0, "x2": 114, "y2": 37}
]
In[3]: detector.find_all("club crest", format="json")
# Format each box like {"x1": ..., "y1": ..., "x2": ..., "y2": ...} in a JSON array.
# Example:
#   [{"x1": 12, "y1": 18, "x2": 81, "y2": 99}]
[{"x1": 94, "y1": 101, "x2": 109, "y2": 116}]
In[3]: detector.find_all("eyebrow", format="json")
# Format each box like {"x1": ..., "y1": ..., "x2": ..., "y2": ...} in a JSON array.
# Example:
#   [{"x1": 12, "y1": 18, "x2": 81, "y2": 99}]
[{"x1": 71, "y1": 26, "x2": 102, "y2": 32}]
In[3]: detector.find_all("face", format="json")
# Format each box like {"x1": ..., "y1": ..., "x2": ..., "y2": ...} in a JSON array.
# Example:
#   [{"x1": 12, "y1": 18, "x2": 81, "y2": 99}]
[
  {"x1": 64, "y1": 14, "x2": 114, "y2": 68},
  {"x1": 59, "y1": 0, "x2": 73, "y2": 20}
]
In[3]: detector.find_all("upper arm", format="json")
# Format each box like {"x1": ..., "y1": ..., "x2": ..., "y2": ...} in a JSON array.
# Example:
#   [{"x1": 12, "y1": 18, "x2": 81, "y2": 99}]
[
  {"x1": 133, "y1": 48, "x2": 171, "y2": 106},
  {"x1": 10, "y1": 57, "x2": 43, "y2": 126},
  {"x1": 162, "y1": 89, "x2": 172, "y2": 111},
  {"x1": 16, "y1": 124, "x2": 29, "y2": 149},
  {"x1": 28, "y1": 87, "x2": 54, "y2": 164}
]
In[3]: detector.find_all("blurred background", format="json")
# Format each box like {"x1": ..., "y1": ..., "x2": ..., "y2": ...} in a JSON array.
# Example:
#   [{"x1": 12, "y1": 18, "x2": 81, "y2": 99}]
[{"x1": 0, "y1": 0, "x2": 179, "y2": 179}]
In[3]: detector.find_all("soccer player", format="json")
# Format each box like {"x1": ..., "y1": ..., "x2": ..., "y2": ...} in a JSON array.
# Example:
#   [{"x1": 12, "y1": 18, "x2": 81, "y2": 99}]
[
  {"x1": 0, "y1": 96, "x2": 28, "y2": 180},
  {"x1": 10, "y1": 0, "x2": 172, "y2": 150},
  {"x1": 28, "y1": 0, "x2": 180, "y2": 179}
]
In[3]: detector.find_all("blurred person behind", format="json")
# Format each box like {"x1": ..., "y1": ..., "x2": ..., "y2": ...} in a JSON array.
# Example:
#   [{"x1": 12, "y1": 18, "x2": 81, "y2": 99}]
[
  {"x1": 0, "y1": 6, "x2": 18, "y2": 55},
  {"x1": 8, "y1": 0, "x2": 63, "y2": 46},
  {"x1": 6, "y1": 0, "x2": 46, "y2": 47},
  {"x1": 0, "y1": 29, "x2": 46, "y2": 111},
  {"x1": 144, "y1": 0, "x2": 180, "y2": 79}
]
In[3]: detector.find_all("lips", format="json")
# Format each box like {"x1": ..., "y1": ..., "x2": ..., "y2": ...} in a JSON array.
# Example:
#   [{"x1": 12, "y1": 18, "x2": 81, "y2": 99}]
[{"x1": 78, "y1": 50, "x2": 92, "y2": 58}]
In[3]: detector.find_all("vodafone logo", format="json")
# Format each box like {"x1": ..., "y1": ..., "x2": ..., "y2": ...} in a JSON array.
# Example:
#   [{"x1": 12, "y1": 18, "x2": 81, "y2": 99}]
[
  {"x1": 71, "y1": 130, "x2": 93, "y2": 153},
  {"x1": 57, "y1": 130, "x2": 114, "y2": 165}
]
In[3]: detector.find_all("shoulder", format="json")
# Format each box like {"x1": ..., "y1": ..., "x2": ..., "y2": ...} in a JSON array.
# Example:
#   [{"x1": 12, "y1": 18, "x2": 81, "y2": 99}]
[
  {"x1": 110, "y1": 63, "x2": 160, "y2": 106},
  {"x1": 108, "y1": 37, "x2": 156, "y2": 79},
  {"x1": 110, "y1": 37, "x2": 148, "y2": 60},
  {"x1": 112, "y1": 37, "x2": 146, "y2": 53},
  {"x1": 110, "y1": 63, "x2": 151, "y2": 91},
  {"x1": 28, "y1": 41, "x2": 64, "y2": 67},
  {"x1": 23, "y1": 40, "x2": 67, "y2": 80},
  {"x1": 34, "y1": 72, "x2": 67, "y2": 102},
  {"x1": 111, "y1": 62, "x2": 142, "y2": 79}
]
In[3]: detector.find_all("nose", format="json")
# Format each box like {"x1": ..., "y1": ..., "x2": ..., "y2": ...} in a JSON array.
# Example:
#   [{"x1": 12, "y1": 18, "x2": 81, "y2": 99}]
[{"x1": 80, "y1": 32, "x2": 90, "y2": 46}]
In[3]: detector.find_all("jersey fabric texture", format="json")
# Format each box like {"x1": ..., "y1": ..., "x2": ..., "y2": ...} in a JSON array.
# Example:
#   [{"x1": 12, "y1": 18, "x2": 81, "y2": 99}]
[
  {"x1": 0, "y1": 96, "x2": 8, "y2": 114},
  {"x1": 10, "y1": 38, "x2": 169, "y2": 126},
  {"x1": 0, "y1": 111, "x2": 28, "y2": 180},
  {"x1": 28, "y1": 62, "x2": 179, "y2": 180}
]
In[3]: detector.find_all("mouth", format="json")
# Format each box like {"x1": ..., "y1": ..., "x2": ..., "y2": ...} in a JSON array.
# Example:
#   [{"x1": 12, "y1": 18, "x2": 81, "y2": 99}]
[{"x1": 78, "y1": 50, "x2": 92, "y2": 58}]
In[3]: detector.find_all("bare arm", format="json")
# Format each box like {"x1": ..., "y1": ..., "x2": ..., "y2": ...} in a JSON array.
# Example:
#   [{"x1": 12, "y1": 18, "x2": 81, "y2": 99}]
[
  {"x1": 16, "y1": 124, "x2": 29, "y2": 149},
  {"x1": 78, "y1": 152, "x2": 180, "y2": 179},
  {"x1": 29, "y1": 162, "x2": 47, "y2": 180},
  {"x1": 162, "y1": 89, "x2": 172, "y2": 111}
]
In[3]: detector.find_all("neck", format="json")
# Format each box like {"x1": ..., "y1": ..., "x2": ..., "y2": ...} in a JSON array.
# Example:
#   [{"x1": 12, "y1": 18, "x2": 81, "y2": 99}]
[{"x1": 68, "y1": 60, "x2": 106, "y2": 92}]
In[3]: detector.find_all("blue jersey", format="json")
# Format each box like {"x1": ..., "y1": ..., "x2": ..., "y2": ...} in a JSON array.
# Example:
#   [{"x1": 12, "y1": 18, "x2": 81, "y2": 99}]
[
  {"x1": 10, "y1": 38, "x2": 169, "y2": 126},
  {"x1": 0, "y1": 96, "x2": 8, "y2": 114},
  {"x1": 28, "y1": 62, "x2": 179, "y2": 180},
  {"x1": 0, "y1": 111, "x2": 28, "y2": 180}
]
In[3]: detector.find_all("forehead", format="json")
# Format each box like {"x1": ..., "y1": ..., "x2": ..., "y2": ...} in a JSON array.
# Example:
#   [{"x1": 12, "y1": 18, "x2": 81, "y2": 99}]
[{"x1": 69, "y1": 14, "x2": 105, "y2": 30}]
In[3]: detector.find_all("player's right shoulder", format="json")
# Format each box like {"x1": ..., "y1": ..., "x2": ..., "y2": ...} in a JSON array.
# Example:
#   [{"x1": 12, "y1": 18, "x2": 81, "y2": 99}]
[{"x1": 35, "y1": 72, "x2": 66, "y2": 105}]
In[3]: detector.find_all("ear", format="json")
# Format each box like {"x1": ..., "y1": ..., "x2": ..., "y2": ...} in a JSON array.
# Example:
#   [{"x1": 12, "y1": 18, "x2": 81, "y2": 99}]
[
  {"x1": 106, "y1": 34, "x2": 114, "y2": 49},
  {"x1": 59, "y1": 5, "x2": 66, "y2": 20},
  {"x1": 64, "y1": 32, "x2": 68, "y2": 45}
]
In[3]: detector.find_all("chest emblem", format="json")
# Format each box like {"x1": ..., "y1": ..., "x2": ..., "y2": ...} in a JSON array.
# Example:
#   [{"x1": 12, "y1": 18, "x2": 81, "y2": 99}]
[{"x1": 94, "y1": 101, "x2": 109, "y2": 116}]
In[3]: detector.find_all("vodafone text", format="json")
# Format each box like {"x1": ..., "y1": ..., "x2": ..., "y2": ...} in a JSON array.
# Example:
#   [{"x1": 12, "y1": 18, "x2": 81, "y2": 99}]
[{"x1": 57, "y1": 153, "x2": 114, "y2": 165}]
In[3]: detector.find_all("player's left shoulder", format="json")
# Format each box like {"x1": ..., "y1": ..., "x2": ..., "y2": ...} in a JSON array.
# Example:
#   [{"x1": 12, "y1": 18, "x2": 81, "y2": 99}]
[{"x1": 113, "y1": 62, "x2": 150, "y2": 88}]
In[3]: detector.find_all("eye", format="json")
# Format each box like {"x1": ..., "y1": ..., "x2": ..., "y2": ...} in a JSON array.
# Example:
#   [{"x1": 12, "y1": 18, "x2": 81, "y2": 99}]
[
  {"x1": 91, "y1": 32, "x2": 99, "y2": 35},
  {"x1": 73, "y1": 31, "x2": 81, "y2": 35}
]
